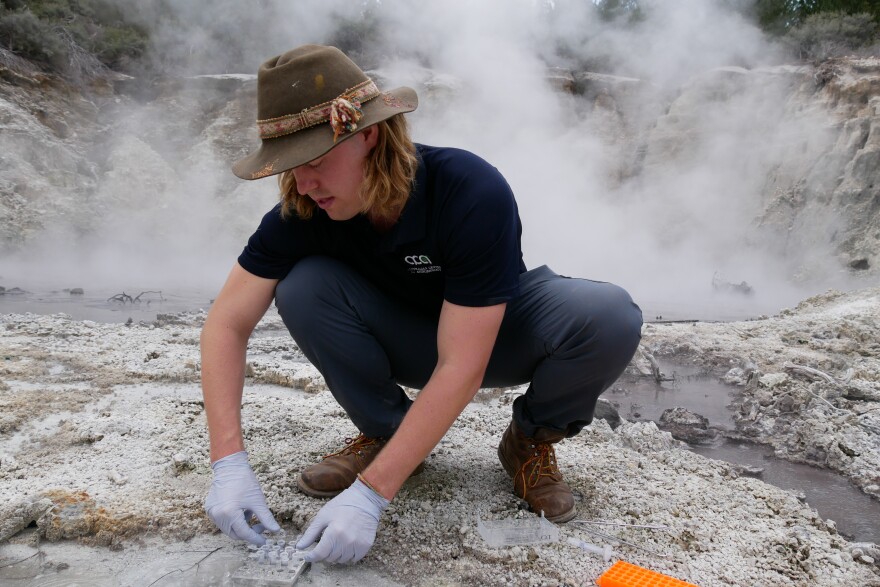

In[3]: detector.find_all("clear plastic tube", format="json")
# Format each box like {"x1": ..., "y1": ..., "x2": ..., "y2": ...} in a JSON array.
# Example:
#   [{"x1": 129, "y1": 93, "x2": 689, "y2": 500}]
[{"x1": 566, "y1": 537, "x2": 615, "y2": 561}]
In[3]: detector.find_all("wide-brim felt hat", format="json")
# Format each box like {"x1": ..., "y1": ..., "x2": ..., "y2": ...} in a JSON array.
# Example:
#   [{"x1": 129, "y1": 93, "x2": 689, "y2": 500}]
[{"x1": 232, "y1": 45, "x2": 418, "y2": 180}]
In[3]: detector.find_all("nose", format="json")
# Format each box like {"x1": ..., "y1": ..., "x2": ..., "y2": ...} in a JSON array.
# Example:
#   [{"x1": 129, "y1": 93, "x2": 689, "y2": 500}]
[{"x1": 292, "y1": 166, "x2": 318, "y2": 194}]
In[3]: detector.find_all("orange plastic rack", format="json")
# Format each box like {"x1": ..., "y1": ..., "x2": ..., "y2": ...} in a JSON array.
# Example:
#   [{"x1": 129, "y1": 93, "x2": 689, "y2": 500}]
[{"x1": 596, "y1": 561, "x2": 700, "y2": 587}]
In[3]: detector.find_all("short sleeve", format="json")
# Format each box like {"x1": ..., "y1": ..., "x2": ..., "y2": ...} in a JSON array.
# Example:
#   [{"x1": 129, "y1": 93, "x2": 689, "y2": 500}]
[
  {"x1": 438, "y1": 156, "x2": 522, "y2": 307},
  {"x1": 237, "y1": 204, "x2": 309, "y2": 279}
]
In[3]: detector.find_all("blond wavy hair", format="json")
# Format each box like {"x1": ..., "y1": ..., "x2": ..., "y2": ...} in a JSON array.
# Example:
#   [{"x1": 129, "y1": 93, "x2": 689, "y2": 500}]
[{"x1": 278, "y1": 115, "x2": 418, "y2": 224}]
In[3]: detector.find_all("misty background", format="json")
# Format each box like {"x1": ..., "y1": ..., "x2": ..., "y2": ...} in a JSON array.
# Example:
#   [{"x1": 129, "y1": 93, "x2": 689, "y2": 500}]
[{"x1": 1, "y1": 0, "x2": 877, "y2": 319}]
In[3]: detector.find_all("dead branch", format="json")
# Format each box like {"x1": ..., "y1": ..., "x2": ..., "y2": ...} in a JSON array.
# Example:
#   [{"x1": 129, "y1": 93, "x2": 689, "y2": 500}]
[
  {"x1": 0, "y1": 550, "x2": 40, "y2": 568},
  {"x1": 641, "y1": 348, "x2": 673, "y2": 383},
  {"x1": 108, "y1": 291, "x2": 164, "y2": 304},
  {"x1": 107, "y1": 292, "x2": 134, "y2": 304},
  {"x1": 145, "y1": 547, "x2": 221, "y2": 587},
  {"x1": 783, "y1": 362, "x2": 838, "y2": 384},
  {"x1": 133, "y1": 291, "x2": 165, "y2": 302},
  {"x1": 807, "y1": 389, "x2": 848, "y2": 414}
]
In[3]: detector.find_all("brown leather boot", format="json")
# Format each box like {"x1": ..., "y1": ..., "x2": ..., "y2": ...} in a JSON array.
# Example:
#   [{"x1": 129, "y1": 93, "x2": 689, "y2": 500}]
[
  {"x1": 297, "y1": 433, "x2": 424, "y2": 498},
  {"x1": 497, "y1": 420, "x2": 576, "y2": 523}
]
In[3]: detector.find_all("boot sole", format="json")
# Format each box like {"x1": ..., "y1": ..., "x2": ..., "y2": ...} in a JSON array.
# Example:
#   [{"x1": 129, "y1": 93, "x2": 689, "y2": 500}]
[
  {"x1": 296, "y1": 475, "x2": 346, "y2": 499},
  {"x1": 544, "y1": 505, "x2": 577, "y2": 524},
  {"x1": 296, "y1": 462, "x2": 426, "y2": 499}
]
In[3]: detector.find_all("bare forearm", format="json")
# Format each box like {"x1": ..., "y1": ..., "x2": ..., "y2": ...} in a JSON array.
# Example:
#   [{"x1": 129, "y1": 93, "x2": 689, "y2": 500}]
[
  {"x1": 363, "y1": 365, "x2": 481, "y2": 500},
  {"x1": 200, "y1": 265, "x2": 277, "y2": 463},
  {"x1": 362, "y1": 301, "x2": 506, "y2": 500},
  {"x1": 201, "y1": 319, "x2": 250, "y2": 462}
]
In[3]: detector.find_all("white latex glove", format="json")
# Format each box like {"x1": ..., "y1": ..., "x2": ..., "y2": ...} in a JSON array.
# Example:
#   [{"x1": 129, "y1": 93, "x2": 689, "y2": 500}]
[
  {"x1": 296, "y1": 478, "x2": 389, "y2": 564},
  {"x1": 205, "y1": 451, "x2": 280, "y2": 545}
]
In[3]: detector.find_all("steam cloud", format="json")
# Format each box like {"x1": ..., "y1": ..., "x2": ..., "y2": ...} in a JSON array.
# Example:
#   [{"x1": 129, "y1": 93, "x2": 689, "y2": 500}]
[{"x1": 2, "y1": 0, "x2": 852, "y2": 319}]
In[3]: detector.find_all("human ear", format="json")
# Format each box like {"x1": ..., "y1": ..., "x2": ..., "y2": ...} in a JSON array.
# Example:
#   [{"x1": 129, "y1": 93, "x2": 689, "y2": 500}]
[{"x1": 361, "y1": 125, "x2": 380, "y2": 151}]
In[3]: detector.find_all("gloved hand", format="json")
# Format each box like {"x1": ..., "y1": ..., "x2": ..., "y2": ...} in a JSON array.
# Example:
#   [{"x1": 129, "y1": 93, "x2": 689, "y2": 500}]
[
  {"x1": 296, "y1": 477, "x2": 390, "y2": 564},
  {"x1": 205, "y1": 451, "x2": 280, "y2": 545}
]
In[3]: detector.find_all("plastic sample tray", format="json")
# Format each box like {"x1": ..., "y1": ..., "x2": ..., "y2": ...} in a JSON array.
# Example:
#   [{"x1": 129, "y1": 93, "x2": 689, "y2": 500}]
[
  {"x1": 231, "y1": 542, "x2": 309, "y2": 586},
  {"x1": 477, "y1": 513, "x2": 559, "y2": 547},
  {"x1": 232, "y1": 560, "x2": 307, "y2": 587},
  {"x1": 596, "y1": 561, "x2": 700, "y2": 587}
]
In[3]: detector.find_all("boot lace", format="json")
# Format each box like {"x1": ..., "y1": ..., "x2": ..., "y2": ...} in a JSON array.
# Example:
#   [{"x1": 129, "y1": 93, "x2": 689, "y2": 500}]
[
  {"x1": 516, "y1": 441, "x2": 560, "y2": 499},
  {"x1": 323, "y1": 433, "x2": 382, "y2": 459}
]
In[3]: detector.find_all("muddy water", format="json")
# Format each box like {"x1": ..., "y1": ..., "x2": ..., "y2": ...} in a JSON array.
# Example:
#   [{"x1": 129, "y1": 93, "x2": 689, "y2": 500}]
[
  {"x1": 690, "y1": 441, "x2": 880, "y2": 543},
  {"x1": 608, "y1": 363, "x2": 880, "y2": 543},
  {"x1": 0, "y1": 287, "x2": 763, "y2": 325},
  {"x1": 0, "y1": 288, "x2": 214, "y2": 322}
]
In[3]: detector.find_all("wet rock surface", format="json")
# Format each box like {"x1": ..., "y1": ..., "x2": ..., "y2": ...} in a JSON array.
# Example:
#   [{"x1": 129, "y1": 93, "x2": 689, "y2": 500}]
[
  {"x1": 658, "y1": 407, "x2": 720, "y2": 445},
  {"x1": 1, "y1": 289, "x2": 879, "y2": 586},
  {"x1": 642, "y1": 287, "x2": 880, "y2": 505}
]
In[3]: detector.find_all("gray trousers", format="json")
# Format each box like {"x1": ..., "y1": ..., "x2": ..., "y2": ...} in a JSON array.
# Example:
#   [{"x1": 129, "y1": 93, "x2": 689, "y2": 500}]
[{"x1": 275, "y1": 256, "x2": 642, "y2": 439}]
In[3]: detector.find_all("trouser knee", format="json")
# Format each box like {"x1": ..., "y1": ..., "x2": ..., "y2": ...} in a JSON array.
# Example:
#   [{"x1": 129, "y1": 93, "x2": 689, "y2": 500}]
[
  {"x1": 504, "y1": 273, "x2": 642, "y2": 437},
  {"x1": 274, "y1": 256, "x2": 339, "y2": 335},
  {"x1": 587, "y1": 282, "x2": 643, "y2": 367},
  {"x1": 272, "y1": 256, "x2": 420, "y2": 437}
]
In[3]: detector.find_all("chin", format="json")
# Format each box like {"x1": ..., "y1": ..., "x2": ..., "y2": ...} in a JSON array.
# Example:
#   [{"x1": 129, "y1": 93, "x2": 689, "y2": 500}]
[{"x1": 327, "y1": 211, "x2": 355, "y2": 221}]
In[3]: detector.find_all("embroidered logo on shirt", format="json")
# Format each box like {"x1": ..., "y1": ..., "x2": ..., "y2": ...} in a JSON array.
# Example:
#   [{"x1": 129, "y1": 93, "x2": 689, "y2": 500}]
[{"x1": 404, "y1": 255, "x2": 441, "y2": 274}]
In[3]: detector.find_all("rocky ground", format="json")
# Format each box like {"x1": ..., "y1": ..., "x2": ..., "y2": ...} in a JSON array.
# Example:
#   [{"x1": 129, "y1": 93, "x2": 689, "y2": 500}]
[
  {"x1": 1, "y1": 287, "x2": 880, "y2": 586},
  {"x1": 639, "y1": 287, "x2": 880, "y2": 501}
]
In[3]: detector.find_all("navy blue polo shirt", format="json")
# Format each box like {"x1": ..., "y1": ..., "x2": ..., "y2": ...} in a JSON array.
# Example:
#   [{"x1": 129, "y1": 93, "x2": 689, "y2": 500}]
[{"x1": 238, "y1": 144, "x2": 526, "y2": 316}]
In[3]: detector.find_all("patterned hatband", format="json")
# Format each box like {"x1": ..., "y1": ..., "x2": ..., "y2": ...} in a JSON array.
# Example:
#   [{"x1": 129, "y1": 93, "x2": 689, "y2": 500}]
[{"x1": 256, "y1": 79, "x2": 380, "y2": 141}]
